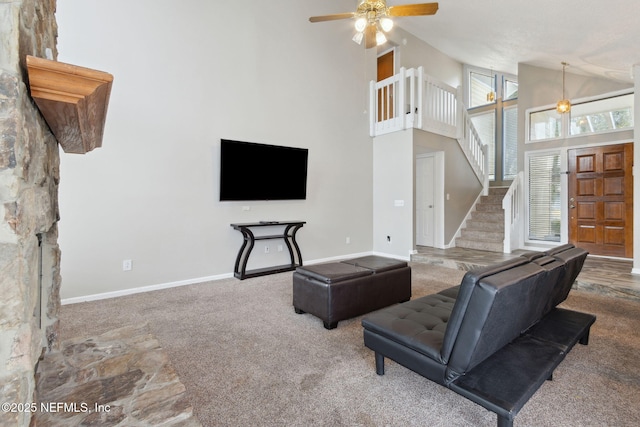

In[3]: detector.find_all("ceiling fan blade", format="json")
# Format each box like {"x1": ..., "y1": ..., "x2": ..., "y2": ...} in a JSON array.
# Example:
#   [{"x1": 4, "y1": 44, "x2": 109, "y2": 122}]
[
  {"x1": 309, "y1": 13, "x2": 355, "y2": 23},
  {"x1": 388, "y1": 2, "x2": 439, "y2": 17},
  {"x1": 365, "y1": 25, "x2": 377, "y2": 49}
]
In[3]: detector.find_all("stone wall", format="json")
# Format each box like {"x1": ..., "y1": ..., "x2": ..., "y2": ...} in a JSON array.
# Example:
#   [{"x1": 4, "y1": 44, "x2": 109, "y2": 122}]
[{"x1": 0, "y1": 1, "x2": 61, "y2": 426}]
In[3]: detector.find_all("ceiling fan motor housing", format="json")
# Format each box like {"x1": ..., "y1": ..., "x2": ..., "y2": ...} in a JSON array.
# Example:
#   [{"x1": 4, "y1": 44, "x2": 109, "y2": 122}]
[{"x1": 357, "y1": 1, "x2": 389, "y2": 23}]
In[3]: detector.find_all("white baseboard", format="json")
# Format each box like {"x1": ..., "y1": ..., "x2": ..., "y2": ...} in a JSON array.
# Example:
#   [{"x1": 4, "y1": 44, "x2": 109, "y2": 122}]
[
  {"x1": 371, "y1": 251, "x2": 410, "y2": 262},
  {"x1": 61, "y1": 251, "x2": 378, "y2": 305},
  {"x1": 61, "y1": 272, "x2": 234, "y2": 305},
  {"x1": 304, "y1": 251, "x2": 374, "y2": 265}
]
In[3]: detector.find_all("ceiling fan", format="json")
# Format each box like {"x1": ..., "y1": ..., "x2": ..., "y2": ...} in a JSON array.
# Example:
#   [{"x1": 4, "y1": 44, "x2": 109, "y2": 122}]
[{"x1": 309, "y1": 1, "x2": 439, "y2": 49}]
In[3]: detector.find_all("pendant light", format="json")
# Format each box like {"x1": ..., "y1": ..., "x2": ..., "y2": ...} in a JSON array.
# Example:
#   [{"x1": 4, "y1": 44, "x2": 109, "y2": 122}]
[
  {"x1": 556, "y1": 62, "x2": 571, "y2": 114},
  {"x1": 486, "y1": 68, "x2": 495, "y2": 102}
]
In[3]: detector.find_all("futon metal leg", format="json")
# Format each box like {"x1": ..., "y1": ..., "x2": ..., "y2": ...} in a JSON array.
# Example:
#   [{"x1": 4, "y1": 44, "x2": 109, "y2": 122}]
[
  {"x1": 579, "y1": 327, "x2": 591, "y2": 345},
  {"x1": 375, "y1": 352, "x2": 385, "y2": 375},
  {"x1": 497, "y1": 415, "x2": 513, "y2": 427}
]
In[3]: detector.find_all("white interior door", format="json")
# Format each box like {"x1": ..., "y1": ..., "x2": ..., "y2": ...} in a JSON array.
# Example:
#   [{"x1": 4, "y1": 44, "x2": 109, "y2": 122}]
[{"x1": 416, "y1": 155, "x2": 435, "y2": 246}]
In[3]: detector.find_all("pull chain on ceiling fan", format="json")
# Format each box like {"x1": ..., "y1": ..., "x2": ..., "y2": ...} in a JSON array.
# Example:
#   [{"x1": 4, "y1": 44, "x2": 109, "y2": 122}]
[{"x1": 309, "y1": 1, "x2": 439, "y2": 49}]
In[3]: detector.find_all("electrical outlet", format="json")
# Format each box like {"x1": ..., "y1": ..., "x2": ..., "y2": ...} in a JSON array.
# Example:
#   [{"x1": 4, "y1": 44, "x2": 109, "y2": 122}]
[
  {"x1": 277, "y1": 245, "x2": 283, "y2": 252},
  {"x1": 346, "y1": 237, "x2": 351, "y2": 244},
  {"x1": 264, "y1": 245, "x2": 270, "y2": 254},
  {"x1": 122, "y1": 259, "x2": 132, "y2": 271}
]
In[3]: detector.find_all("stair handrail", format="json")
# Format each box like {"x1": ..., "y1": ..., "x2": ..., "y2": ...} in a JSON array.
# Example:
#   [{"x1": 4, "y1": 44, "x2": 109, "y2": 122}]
[
  {"x1": 456, "y1": 93, "x2": 489, "y2": 195},
  {"x1": 502, "y1": 171, "x2": 524, "y2": 253}
]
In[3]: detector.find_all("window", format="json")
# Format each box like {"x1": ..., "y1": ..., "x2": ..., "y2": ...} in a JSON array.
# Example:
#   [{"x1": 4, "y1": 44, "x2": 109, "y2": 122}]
[
  {"x1": 504, "y1": 78, "x2": 518, "y2": 101},
  {"x1": 528, "y1": 152, "x2": 561, "y2": 242},
  {"x1": 569, "y1": 93, "x2": 634, "y2": 136},
  {"x1": 527, "y1": 91, "x2": 634, "y2": 142},
  {"x1": 503, "y1": 106, "x2": 518, "y2": 180},
  {"x1": 529, "y1": 109, "x2": 562, "y2": 141},
  {"x1": 471, "y1": 111, "x2": 496, "y2": 180},
  {"x1": 469, "y1": 71, "x2": 495, "y2": 108},
  {"x1": 465, "y1": 66, "x2": 518, "y2": 183}
]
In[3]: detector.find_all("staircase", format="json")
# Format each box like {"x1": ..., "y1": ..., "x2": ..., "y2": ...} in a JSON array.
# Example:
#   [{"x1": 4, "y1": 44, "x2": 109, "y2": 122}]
[{"x1": 456, "y1": 187, "x2": 508, "y2": 253}]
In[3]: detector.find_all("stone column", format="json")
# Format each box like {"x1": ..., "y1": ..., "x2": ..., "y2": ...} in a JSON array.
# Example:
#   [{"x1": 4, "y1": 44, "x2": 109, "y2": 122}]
[{"x1": 0, "y1": 1, "x2": 61, "y2": 426}]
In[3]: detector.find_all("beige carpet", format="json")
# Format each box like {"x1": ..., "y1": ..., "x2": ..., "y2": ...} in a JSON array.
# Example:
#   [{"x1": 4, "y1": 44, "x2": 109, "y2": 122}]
[{"x1": 59, "y1": 263, "x2": 640, "y2": 426}]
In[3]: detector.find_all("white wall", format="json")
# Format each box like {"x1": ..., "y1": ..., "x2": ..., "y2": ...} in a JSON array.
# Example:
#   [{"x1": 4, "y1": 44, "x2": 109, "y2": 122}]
[
  {"x1": 55, "y1": 0, "x2": 377, "y2": 299},
  {"x1": 369, "y1": 25, "x2": 464, "y2": 258},
  {"x1": 386, "y1": 26, "x2": 462, "y2": 88},
  {"x1": 414, "y1": 131, "x2": 482, "y2": 243},
  {"x1": 372, "y1": 131, "x2": 414, "y2": 258},
  {"x1": 517, "y1": 64, "x2": 633, "y2": 170}
]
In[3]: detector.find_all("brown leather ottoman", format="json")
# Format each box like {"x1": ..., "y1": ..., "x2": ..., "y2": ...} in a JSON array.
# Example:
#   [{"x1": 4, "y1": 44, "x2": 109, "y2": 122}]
[{"x1": 292, "y1": 256, "x2": 411, "y2": 329}]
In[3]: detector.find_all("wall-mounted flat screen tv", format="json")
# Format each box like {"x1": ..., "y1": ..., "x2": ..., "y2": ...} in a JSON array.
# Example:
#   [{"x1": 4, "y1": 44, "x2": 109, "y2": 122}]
[{"x1": 219, "y1": 139, "x2": 309, "y2": 201}]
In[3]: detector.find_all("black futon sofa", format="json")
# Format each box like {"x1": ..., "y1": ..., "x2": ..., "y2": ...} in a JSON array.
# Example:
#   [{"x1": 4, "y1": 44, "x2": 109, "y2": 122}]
[{"x1": 361, "y1": 244, "x2": 595, "y2": 427}]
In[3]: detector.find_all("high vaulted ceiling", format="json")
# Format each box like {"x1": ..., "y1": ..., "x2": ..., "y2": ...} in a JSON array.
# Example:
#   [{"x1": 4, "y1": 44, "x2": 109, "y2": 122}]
[{"x1": 389, "y1": 0, "x2": 640, "y2": 82}]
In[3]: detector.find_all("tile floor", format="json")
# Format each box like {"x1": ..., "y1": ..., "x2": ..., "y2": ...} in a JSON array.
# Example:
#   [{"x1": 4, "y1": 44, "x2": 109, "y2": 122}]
[{"x1": 412, "y1": 246, "x2": 640, "y2": 302}]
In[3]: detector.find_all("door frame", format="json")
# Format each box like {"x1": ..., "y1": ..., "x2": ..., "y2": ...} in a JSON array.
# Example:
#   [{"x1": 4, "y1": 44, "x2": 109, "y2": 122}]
[
  {"x1": 524, "y1": 139, "x2": 633, "y2": 256},
  {"x1": 415, "y1": 151, "x2": 445, "y2": 249},
  {"x1": 568, "y1": 142, "x2": 633, "y2": 257},
  {"x1": 377, "y1": 47, "x2": 396, "y2": 79}
]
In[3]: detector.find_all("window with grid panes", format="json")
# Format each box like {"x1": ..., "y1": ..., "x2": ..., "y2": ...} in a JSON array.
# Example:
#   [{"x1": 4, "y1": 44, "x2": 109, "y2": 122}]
[
  {"x1": 466, "y1": 67, "x2": 518, "y2": 183},
  {"x1": 503, "y1": 106, "x2": 518, "y2": 180},
  {"x1": 528, "y1": 152, "x2": 561, "y2": 242}
]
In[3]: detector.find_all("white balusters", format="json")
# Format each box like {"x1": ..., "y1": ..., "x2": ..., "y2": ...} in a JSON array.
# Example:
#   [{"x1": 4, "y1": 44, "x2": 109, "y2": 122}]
[
  {"x1": 502, "y1": 172, "x2": 524, "y2": 253},
  {"x1": 370, "y1": 68, "x2": 488, "y2": 192}
]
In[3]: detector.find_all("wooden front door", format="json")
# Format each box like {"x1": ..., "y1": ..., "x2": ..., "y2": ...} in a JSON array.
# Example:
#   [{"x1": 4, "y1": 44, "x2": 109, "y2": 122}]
[
  {"x1": 377, "y1": 50, "x2": 394, "y2": 122},
  {"x1": 568, "y1": 143, "x2": 633, "y2": 257}
]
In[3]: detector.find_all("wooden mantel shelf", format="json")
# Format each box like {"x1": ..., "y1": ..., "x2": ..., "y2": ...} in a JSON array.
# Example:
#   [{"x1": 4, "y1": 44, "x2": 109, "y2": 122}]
[{"x1": 26, "y1": 55, "x2": 114, "y2": 154}]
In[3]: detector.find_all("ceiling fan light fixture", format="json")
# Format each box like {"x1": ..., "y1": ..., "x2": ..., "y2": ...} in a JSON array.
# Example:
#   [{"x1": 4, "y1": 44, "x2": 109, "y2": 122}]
[
  {"x1": 308, "y1": 2, "x2": 439, "y2": 49},
  {"x1": 354, "y1": 17, "x2": 367, "y2": 32},
  {"x1": 556, "y1": 62, "x2": 571, "y2": 114},
  {"x1": 380, "y1": 17, "x2": 394, "y2": 32}
]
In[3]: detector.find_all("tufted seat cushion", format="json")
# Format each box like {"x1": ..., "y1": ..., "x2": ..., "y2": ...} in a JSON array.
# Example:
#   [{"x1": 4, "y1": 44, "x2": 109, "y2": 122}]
[{"x1": 361, "y1": 294, "x2": 455, "y2": 361}]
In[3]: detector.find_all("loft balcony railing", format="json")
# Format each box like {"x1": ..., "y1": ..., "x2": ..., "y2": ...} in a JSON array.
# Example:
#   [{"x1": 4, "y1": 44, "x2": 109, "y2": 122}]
[{"x1": 370, "y1": 66, "x2": 489, "y2": 194}]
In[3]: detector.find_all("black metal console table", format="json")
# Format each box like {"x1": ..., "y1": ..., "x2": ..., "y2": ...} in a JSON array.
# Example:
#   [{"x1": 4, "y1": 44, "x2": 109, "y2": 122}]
[{"x1": 230, "y1": 221, "x2": 305, "y2": 280}]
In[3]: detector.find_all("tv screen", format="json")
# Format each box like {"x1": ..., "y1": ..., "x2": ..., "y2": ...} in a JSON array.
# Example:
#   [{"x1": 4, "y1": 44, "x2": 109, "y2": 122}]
[{"x1": 220, "y1": 139, "x2": 309, "y2": 201}]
